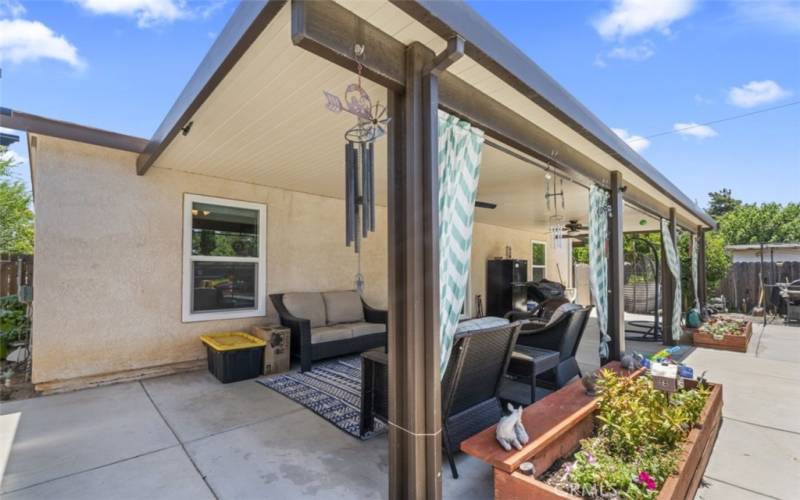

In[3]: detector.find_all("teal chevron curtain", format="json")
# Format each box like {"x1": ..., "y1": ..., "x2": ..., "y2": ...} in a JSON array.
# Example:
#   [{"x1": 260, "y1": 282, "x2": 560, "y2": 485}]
[
  {"x1": 438, "y1": 110, "x2": 484, "y2": 375},
  {"x1": 691, "y1": 234, "x2": 700, "y2": 311},
  {"x1": 588, "y1": 185, "x2": 611, "y2": 360},
  {"x1": 661, "y1": 219, "x2": 682, "y2": 341}
]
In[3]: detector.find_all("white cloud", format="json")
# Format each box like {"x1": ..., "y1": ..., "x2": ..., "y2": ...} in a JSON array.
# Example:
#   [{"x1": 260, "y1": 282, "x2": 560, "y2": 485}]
[
  {"x1": 673, "y1": 122, "x2": 718, "y2": 139},
  {"x1": 594, "y1": 40, "x2": 654, "y2": 67},
  {"x1": 594, "y1": 0, "x2": 696, "y2": 39},
  {"x1": 0, "y1": 0, "x2": 26, "y2": 18},
  {"x1": 0, "y1": 19, "x2": 85, "y2": 69},
  {"x1": 694, "y1": 94, "x2": 713, "y2": 105},
  {"x1": 74, "y1": 0, "x2": 188, "y2": 28},
  {"x1": 612, "y1": 128, "x2": 650, "y2": 153},
  {"x1": 607, "y1": 41, "x2": 655, "y2": 61},
  {"x1": 727, "y1": 80, "x2": 792, "y2": 108},
  {"x1": 734, "y1": 0, "x2": 800, "y2": 34}
]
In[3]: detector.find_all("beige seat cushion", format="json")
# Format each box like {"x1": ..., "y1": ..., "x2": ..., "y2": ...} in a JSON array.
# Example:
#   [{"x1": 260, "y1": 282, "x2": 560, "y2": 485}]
[
  {"x1": 348, "y1": 322, "x2": 386, "y2": 337},
  {"x1": 322, "y1": 291, "x2": 364, "y2": 325},
  {"x1": 310, "y1": 325, "x2": 353, "y2": 344},
  {"x1": 283, "y1": 292, "x2": 326, "y2": 328}
]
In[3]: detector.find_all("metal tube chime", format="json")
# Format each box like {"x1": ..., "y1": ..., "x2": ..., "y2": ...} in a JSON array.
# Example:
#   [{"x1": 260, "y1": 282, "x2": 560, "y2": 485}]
[{"x1": 345, "y1": 141, "x2": 376, "y2": 253}]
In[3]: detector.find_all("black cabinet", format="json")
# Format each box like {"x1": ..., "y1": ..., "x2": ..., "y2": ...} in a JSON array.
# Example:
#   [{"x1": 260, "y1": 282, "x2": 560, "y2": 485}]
[{"x1": 486, "y1": 259, "x2": 528, "y2": 317}]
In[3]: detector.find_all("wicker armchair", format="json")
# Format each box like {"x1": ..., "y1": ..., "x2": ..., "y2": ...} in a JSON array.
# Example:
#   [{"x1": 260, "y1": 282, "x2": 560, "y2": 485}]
[
  {"x1": 360, "y1": 319, "x2": 521, "y2": 479},
  {"x1": 509, "y1": 305, "x2": 593, "y2": 389}
]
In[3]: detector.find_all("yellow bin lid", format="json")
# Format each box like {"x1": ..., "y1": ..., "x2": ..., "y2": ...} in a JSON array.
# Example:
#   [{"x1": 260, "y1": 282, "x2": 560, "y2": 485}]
[{"x1": 200, "y1": 332, "x2": 266, "y2": 351}]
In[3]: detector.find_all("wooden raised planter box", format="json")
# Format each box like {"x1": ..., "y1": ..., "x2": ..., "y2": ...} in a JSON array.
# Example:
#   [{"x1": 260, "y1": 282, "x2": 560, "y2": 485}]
[
  {"x1": 690, "y1": 320, "x2": 752, "y2": 353},
  {"x1": 462, "y1": 362, "x2": 723, "y2": 500}
]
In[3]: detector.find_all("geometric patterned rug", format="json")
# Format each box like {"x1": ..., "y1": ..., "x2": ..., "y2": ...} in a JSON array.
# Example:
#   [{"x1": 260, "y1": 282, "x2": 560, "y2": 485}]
[{"x1": 256, "y1": 355, "x2": 386, "y2": 440}]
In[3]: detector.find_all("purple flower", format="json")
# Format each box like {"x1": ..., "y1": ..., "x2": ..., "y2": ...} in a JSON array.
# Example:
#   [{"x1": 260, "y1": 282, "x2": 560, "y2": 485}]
[
  {"x1": 638, "y1": 471, "x2": 657, "y2": 491},
  {"x1": 586, "y1": 452, "x2": 597, "y2": 465}
]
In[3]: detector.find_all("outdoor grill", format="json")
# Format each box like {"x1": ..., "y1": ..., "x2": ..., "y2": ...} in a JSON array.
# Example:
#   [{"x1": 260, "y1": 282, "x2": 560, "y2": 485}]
[{"x1": 780, "y1": 279, "x2": 800, "y2": 324}]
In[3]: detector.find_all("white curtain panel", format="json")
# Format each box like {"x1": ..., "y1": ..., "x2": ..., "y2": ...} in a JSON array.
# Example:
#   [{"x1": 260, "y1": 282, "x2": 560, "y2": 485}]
[
  {"x1": 588, "y1": 185, "x2": 611, "y2": 360},
  {"x1": 438, "y1": 110, "x2": 484, "y2": 375},
  {"x1": 661, "y1": 219, "x2": 683, "y2": 341}
]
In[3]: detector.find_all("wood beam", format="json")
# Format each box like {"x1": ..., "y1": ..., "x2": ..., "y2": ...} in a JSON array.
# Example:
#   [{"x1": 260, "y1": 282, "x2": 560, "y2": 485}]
[
  {"x1": 291, "y1": 0, "x2": 405, "y2": 91},
  {"x1": 661, "y1": 208, "x2": 678, "y2": 346},
  {"x1": 606, "y1": 171, "x2": 625, "y2": 362},
  {"x1": 387, "y1": 42, "x2": 442, "y2": 500}
]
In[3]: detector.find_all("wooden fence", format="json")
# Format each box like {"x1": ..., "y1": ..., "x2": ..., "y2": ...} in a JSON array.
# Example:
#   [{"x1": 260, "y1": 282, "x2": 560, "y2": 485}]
[
  {"x1": 718, "y1": 261, "x2": 800, "y2": 313},
  {"x1": 1, "y1": 253, "x2": 33, "y2": 297}
]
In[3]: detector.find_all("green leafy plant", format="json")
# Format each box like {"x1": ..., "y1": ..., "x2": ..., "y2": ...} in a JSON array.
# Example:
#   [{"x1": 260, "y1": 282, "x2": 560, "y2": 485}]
[
  {"x1": 565, "y1": 370, "x2": 710, "y2": 498},
  {"x1": 0, "y1": 295, "x2": 30, "y2": 357}
]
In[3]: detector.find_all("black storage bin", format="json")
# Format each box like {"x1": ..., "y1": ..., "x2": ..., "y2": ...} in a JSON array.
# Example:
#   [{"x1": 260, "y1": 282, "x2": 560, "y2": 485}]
[{"x1": 201, "y1": 332, "x2": 266, "y2": 383}]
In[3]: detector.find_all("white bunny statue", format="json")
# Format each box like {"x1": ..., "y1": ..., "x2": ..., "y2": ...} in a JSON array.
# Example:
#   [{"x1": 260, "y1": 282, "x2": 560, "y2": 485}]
[{"x1": 495, "y1": 403, "x2": 529, "y2": 451}]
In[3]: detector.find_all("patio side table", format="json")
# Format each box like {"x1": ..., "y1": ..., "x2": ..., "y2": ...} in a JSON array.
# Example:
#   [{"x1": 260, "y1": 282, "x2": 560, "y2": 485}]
[
  {"x1": 360, "y1": 348, "x2": 388, "y2": 437},
  {"x1": 502, "y1": 346, "x2": 559, "y2": 406}
]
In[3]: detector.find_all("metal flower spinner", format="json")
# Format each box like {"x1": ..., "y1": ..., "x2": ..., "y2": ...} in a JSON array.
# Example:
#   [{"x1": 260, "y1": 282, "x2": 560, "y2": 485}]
[{"x1": 323, "y1": 45, "x2": 391, "y2": 144}]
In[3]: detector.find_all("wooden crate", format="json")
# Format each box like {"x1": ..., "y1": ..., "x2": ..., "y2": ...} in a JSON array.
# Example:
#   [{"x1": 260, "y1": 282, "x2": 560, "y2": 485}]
[
  {"x1": 690, "y1": 321, "x2": 753, "y2": 353},
  {"x1": 251, "y1": 325, "x2": 291, "y2": 375}
]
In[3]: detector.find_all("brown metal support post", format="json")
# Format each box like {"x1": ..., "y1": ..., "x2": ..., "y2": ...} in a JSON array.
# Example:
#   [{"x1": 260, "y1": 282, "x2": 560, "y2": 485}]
[
  {"x1": 386, "y1": 41, "x2": 442, "y2": 500},
  {"x1": 661, "y1": 208, "x2": 678, "y2": 346},
  {"x1": 606, "y1": 171, "x2": 625, "y2": 362},
  {"x1": 697, "y1": 226, "x2": 708, "y2": 315}
]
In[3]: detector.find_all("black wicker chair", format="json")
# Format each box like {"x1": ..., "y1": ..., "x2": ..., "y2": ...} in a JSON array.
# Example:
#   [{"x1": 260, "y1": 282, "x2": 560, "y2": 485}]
[
  {"x1": 270, "y1": 293, "x2": 387, "y2": 372},
  {"x1": 509, "y1": 305, "x2": 593, "y2": 389},
  {"x1": 360, "y1": 321, "x2": 521, "y2": 479},
  {"x1": 441, "y1": 322, "x2": 521, "y2": 478}
]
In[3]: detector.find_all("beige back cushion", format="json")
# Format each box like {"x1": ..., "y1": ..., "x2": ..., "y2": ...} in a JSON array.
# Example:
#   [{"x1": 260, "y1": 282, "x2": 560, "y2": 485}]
[
  {"x1": 323, "y1": 291, "x2": 364, "y2": 325},
  {"x1": 283, "y1": 292, "x2": 326, "y2": 328}
]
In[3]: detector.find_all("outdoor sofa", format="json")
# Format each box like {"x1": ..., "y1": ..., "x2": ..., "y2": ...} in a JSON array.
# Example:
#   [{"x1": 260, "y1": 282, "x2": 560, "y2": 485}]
[{"x1": 270, "y1": 291, "x2": 387, "y2": 372}]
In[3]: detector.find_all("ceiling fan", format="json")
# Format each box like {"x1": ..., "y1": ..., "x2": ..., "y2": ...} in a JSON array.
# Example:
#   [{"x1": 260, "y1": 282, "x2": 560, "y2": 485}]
[{"x1": 565, "y1": 219, "x2": 589, "y2": 239}]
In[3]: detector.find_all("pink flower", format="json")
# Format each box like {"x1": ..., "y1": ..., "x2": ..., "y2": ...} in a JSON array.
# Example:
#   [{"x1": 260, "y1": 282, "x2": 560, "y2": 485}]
[
  {"x1": 638, "y1": 471, "x2": 657, "y2": 491},
  {"x1": 586, "y1": 452, "x2": 597, "y2": 465}
]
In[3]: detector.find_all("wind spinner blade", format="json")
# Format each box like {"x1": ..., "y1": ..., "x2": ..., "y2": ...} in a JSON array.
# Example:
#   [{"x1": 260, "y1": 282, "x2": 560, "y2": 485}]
[{"x1": 324, "y1": 91, "x2": 343, "y2": 113}]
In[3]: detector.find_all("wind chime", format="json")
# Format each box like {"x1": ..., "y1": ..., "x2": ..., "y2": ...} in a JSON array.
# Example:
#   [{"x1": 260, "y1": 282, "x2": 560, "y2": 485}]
[
  {"x1": 544, "y1": 152, "x2": 566, "y2": 249},
  {"x1": 323, "y1": 44, "x2": 391, "y2": 292}
]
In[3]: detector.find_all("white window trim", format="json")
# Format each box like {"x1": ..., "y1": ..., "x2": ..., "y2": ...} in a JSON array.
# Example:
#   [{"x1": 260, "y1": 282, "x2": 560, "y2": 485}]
[
  {"x1": 531, "y1": 239, "x2": 547, "y2": 281},
  {"x1": 182, "y1": 194, "x2": 267, "y2": 322}
]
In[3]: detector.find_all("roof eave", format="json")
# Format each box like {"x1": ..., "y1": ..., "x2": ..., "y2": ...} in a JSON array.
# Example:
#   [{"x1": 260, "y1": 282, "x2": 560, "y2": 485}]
[{"x1": 391, "y1": 0, "x2": 716, "y2": 230}]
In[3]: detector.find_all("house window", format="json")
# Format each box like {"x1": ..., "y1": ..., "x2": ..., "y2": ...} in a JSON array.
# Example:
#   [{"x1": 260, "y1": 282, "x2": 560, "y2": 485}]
[
  {"x1": 531, "y1": 240, "x2": 546, "y2": 282},
  {"x1": 182, "y1": 194, "x2": 267, "y2": 322}
]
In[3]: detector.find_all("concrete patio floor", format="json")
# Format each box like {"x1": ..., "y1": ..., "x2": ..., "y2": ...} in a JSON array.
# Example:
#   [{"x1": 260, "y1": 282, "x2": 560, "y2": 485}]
[{"x1": 1, "y1": 317, "x2": 798, "y2": 499}]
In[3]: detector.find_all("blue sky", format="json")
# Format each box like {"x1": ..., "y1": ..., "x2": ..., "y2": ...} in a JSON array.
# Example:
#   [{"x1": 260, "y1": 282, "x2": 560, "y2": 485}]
[{"x1": 1, "y1": 0, "x2": 798, "y2": 207}]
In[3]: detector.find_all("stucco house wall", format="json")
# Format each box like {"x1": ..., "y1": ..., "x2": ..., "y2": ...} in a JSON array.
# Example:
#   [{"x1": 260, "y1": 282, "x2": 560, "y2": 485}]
[{"x1": 31, "y1": 136, "x2": 552, "y2": 391}]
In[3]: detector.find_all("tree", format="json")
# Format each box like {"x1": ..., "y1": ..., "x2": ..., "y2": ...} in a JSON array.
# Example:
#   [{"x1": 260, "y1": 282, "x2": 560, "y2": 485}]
[
  {"x1": 718, "y1": 202, "x2": 800, "y2": 245},
  {"x1": 706, "y1": 188, "x2": 741, "y2": 219},
  {"x1": 0, "y1": 148, "x2": 34, "y2": 254}
]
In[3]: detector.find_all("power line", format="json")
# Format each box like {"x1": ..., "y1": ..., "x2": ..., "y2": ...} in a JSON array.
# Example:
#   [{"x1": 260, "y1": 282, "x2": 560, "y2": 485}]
[{"x1": 626, "y1": 100, "x2": 800, "y2": 143}]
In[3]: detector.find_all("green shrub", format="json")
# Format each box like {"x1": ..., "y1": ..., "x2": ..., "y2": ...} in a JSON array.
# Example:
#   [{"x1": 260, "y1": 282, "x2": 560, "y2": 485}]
[{"x1": 0, "y1": 294, "x2": 30, "y2": 344}]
